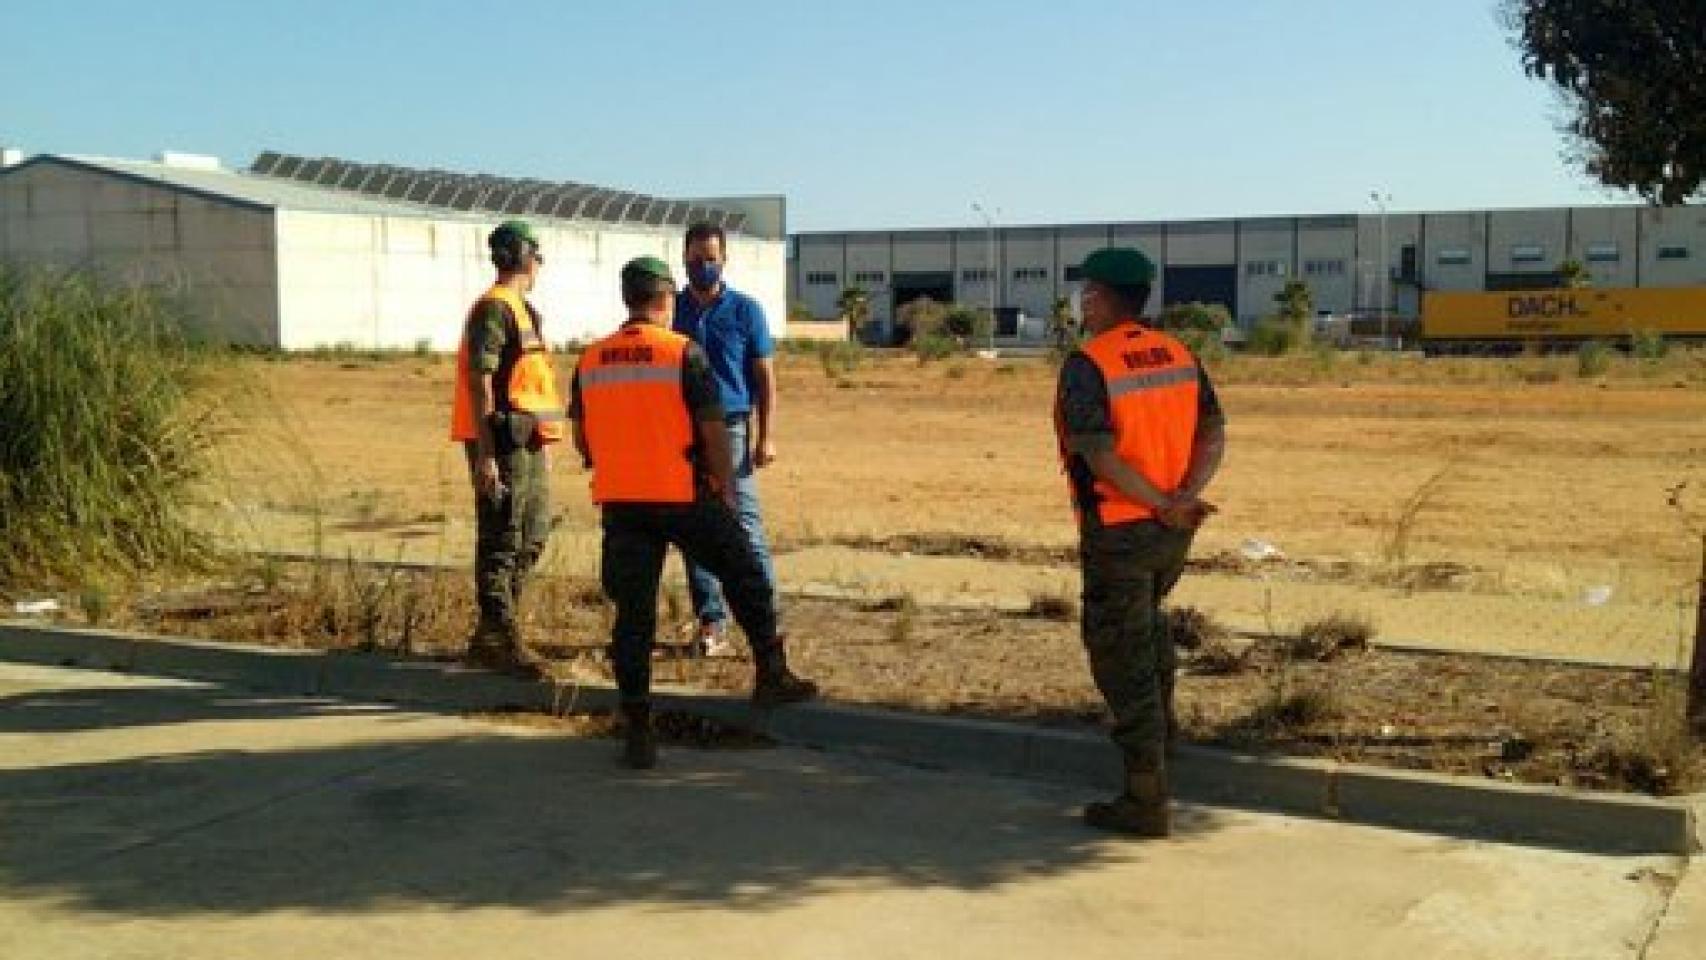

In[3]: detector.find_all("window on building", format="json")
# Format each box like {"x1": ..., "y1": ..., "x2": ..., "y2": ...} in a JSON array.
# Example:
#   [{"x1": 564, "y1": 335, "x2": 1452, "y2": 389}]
[
  {"x1": 1064, "y1": 265, "x2": 1084, "y2": 282},
  {"x1": 1436, "y1": 248, "x2": 1472, "y2": 266},
  {"x1": 1244, "y1": 259, "x2": 1286, "y2": 277},
  {"x1": 1584, "y1": 242, "x2": 1620, "y2": 262},
  {"x1": 1303, "y1": 259, "x2": 1346, "y2": 277},
  {"x1": 960, "y1": 267, "x2": 995, "y2": 282},
  {"x1": 1658, "y1": 244, "x2": 1691, "y2": 261},
  {"x1": 1012, "y1": 266, "x2": 1048, "y2": 282},
  {"x1": 805, "y1": 271, "x2": 839, "y2": 286},
  {"x1": 851, "y1": 270, "x2": 887, "y2": 285},
  {"x1": 1511, "y1": 244, "x2": 1546, "y2": 264}
]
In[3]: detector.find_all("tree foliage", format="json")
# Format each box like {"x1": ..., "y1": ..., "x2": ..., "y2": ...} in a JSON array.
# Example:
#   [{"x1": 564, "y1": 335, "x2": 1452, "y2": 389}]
[{"x1": 1506, "y1": 0, "x2": 1704, "y2": 204}]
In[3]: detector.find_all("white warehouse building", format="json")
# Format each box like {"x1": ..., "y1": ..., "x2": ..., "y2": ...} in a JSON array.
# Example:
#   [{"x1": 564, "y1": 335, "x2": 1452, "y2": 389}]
[
  {"x1": 0, "y1": 150, "x2": 788, "y2": 349},
  {"x1": 791, "y1": 206, "x2": 1706, "y2": 342}
]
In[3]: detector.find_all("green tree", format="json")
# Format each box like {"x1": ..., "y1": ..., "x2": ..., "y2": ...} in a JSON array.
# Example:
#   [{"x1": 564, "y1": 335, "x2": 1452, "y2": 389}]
[
  {"x1": 835, "y1": 286, "x2": 871, "y2": 343},
  {"x1": 1557, "y1": 258, "x2": 1591, "y2": 288},
  {"x1": 1506, "y1": 0, "x2": 1705, "y2": 204},
  {"x1": 1272, "y1": 280, "x2": 1314, "y2": 348}
]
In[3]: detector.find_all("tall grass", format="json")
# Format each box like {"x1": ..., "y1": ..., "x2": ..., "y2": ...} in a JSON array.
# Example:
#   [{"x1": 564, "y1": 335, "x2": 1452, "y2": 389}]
[{"x1": 0, "y1": 266, "x2": 220, "y2": 582}]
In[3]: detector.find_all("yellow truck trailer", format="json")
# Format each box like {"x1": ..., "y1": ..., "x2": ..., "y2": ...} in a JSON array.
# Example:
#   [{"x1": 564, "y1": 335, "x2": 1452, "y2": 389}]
[{"x1": 1421, "y1": 286, "x2": 1706, "y2": 353}]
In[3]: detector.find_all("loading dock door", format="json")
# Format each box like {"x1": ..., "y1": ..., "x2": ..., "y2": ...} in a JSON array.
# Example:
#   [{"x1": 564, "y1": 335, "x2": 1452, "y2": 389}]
[
  {"x1": 1161, "y1": 265, "x2": 1237, "y2": 318},
  {"x1": 889, "y1": 271, "x2": 954, "y2": 345}
]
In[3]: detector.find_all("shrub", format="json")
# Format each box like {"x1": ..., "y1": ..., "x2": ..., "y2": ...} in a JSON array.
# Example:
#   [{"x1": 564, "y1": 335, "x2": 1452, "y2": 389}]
[
  {"x1": 817, "y1": 340, "x2": 866, "y2": 379},
  {"x1": 941, "y1": 305, "x2": 993, "y2": 346},
  {"x1": 913, "y1": 332, "x2": 958, "y2": 363},
  {"x1": 1247, "y1": 319, "x2": 1299, "y2": 356},
  {"x1": 1631, "y1": 329, "x2": 1668, "y2": 361},
  {"x1": 0, "y1": 267, "x2": 221, "y2": 582},
  {"x1": 1576, "y1": 339, "x2": 1614, "y2": 378},
  {"x1": 1156, "y1": 302, "x2": 1232, "y2": 334},
  {"x1": 1291, "y1": 613, "x2": 1376, "y2": 661},
  {"x1": 1175, "y1": 328, "x2": 1228, "y2": 363}
]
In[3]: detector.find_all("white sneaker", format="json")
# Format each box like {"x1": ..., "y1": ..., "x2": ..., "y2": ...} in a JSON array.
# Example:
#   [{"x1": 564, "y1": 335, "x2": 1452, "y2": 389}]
[{"x1": 698, "y1": 623, "x2": 738, "y2": 658}]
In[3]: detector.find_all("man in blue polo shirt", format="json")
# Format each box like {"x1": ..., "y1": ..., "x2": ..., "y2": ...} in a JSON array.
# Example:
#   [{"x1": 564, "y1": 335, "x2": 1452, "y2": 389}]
[{"x1": 674, "y1": 221, "x2": 780, "y2": 656}]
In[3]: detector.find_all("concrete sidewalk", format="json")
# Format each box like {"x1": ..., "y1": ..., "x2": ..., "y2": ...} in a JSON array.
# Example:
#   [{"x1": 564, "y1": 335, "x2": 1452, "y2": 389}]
[{"x1": 0, "y1": 663, "x2": 1691, "y2": 960}]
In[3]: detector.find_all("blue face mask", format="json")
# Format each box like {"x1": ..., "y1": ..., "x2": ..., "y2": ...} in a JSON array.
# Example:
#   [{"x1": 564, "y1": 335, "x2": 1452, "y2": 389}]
[{"x1": 687, "y1": 260, "x2": 723, "y2": 291}]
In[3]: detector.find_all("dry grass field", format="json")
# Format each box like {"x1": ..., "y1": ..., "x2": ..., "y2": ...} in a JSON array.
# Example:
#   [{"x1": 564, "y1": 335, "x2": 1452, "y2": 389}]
[
  {"x1": 99, "y1": 346, "x2": 1704, "y2": 794},
  {"x1": 206, "y1": 348, "x2": 1706, "y2": 668}
]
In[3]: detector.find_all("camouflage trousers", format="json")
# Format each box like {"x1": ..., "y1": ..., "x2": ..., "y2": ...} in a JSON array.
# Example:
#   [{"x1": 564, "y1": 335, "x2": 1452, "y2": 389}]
[
  {"x1": 468, "y1": 442, "x2": 551, "y2": 642},
  {"x1": 1078, "y1": 519, "x2": 1195, "y2": 766},
  {"x1": 601, "y1": 495, "x2": 780, "y2": 705}
]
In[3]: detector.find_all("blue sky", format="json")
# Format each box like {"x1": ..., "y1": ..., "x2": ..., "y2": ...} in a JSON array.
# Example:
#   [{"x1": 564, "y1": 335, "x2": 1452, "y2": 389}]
[{"x1": 2, "y1": 0, "x2": 1625, "y2": 231}]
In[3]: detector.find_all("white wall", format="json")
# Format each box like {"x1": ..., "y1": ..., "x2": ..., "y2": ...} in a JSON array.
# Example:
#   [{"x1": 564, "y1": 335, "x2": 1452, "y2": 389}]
[
  {"x1": 0, "y1": 161, "x2": 279, "y2": 344},
  {"x1": 274, "y1": 210, "x2": 788, "y2": 350}
]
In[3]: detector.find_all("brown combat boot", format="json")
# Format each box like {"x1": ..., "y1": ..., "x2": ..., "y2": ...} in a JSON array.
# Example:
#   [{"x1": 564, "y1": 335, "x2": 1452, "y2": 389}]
[
  {"x1": 462, "y1": 624, "x2": 546, "y2": 680},
  {"x1": 620, "y1": 701, "x2": 657, "y2": 770},
  {"x1": 1084, "y1": 754, "x2": 1171, "y2": 838},
  {"x1": 752, "y1": 649, "x2": 819, "y2": 708}
]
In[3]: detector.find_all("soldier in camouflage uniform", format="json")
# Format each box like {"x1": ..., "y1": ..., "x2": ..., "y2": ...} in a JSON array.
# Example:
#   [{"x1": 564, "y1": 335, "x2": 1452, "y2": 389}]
[
  {"x1": 571, "y1": 256, "x2": 818, "y2": 770},
  {"x1": 450, "y1": 221, "x2": 563, "y2": 676},
  {"x1": 1054, "y1": 247, "x2": 1227, "y2": 837}
]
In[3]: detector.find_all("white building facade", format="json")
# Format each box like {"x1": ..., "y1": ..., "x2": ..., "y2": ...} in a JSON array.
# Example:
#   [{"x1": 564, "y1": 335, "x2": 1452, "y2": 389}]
[
  {"x1": 792, "y1": 206, "x2": 1706, "y2": 341},
  {"x1": 0, "y1": 152, "x2": 788, "y2": 349}
]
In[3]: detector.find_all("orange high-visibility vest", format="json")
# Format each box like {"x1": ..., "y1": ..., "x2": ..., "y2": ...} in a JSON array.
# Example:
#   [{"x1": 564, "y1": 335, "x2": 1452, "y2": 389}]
[
  {"x1": 576, "y1": 323, "x2": 697, "y2": 504},
  {"x1": 449, "y1": 285, "x2": 565, "y2": 445},
  {"x1": 1056, "y1": 321, "x2": 1201, "y2": 525}
]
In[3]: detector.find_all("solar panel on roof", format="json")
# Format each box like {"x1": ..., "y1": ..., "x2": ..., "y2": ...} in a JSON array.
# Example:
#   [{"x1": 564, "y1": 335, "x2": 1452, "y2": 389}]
[
  {"x1": 314, "y1": 160, "x2": 350, "y2": 186},
  {"x1": 251, "y1": 151, "x2": 285, "y2": 176},
  {"x1": 240, "y1": 150, "x2": 764, "y2": 233}
]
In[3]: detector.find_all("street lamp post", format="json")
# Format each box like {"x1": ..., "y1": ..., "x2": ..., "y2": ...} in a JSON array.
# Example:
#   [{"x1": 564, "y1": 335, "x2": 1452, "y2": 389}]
[
  {"x1": 972, "y1": 202, "x2": 1000, "y2": 349},
  {"x1": 1369, "y1": 191, "x2": 1392, "y2": 348}
]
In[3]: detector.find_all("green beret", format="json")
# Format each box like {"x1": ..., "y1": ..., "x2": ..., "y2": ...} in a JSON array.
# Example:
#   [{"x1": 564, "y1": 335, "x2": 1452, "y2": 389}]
[{"x1": 1079, "y1": 247, "x2": 1157, "y2": 287}]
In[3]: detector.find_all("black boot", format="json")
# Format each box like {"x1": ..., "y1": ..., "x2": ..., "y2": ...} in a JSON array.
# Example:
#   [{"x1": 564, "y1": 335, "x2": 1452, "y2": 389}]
[
  {"x1": 752, "y1": 649, "x2": 818, "y2": 708},
  {"x1": 1084, "y1": 751, "x2": 1170, "y2": 838},
  {"x1": 621, "y1": 701, "x2": 657, "y2": 770}
]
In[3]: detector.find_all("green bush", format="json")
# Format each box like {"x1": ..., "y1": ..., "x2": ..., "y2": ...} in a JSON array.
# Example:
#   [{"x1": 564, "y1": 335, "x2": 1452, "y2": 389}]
[
  {"x1": 913, "y1": 332, "x2": 958, "y2": 363},
  {"x1": 1175, "y1": 328, "x2": 1227, "y2": 363},
  {"x1": 0, "y1": 267, "x2": 221, "y2": 582},
  {"x1": 1247, "y1": 319, "x2": 1299, "y2": 356},
  {"x1": 894, "y1": 297, "x2": 946, "y2": 347},
  {"x1": 817, "y1": 340, "x2": 866, "y2": 378},
  {"x1": 941, "y1": 305, "x2": 993, "y2": 346},
  {"x1": 1631, "y1": 329, "x2": 1668, "y2": 361},
  {"x1": 1576, "y1": 339, "x2": 1614, "y2": 378}
]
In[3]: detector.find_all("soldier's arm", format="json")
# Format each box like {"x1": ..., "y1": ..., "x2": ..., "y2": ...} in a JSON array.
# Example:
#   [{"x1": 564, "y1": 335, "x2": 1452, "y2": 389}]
[
  {"x1": 684, "y1": 344, "x2": 734, "y2": 504},
  {"x1": 567, "y1": 368, "x2": 591, "y2": 468},
  {"x1": 1178, "y1": 363, "x2": 1227, "y2": 500}
]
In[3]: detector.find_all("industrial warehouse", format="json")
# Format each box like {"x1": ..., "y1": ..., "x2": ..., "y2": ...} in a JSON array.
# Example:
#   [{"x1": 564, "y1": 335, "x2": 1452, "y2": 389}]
[
  {"x1": 790, "y1": 206, "x2": 1706, "y2": 345},
  {"x1": 0, "y1": 149, "x2": 788, "y2": 349}
]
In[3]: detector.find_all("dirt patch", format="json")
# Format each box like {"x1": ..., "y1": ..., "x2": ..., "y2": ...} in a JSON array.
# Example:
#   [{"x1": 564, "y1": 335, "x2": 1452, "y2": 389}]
[{"x1": 87, "y1": 567, "x2": 1706, "y2": 797}]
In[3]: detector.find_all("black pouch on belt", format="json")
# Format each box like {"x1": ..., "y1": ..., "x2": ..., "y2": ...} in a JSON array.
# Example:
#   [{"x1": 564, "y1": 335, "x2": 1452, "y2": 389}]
[{"x1": 486, "y1": 412, "x2": 537, "y2": 454}]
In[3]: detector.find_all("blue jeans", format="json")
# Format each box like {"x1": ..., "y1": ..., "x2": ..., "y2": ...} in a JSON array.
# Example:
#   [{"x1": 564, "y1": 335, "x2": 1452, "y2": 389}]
[{"x1": 688, "y1": 416, "x2": 777, "y2": 626}]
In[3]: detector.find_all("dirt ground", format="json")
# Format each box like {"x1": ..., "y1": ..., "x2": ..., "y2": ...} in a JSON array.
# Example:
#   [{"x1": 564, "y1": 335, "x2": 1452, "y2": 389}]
[
  {"x1": 204, "y1": 350, "x2": 1706, "y2": 667},
  {"x1": 32, "y1": 349, "x2": 1675, "y2": 795},
  {"x1": 118, "y1": 563, "x2": 1703, "y2": 797}
]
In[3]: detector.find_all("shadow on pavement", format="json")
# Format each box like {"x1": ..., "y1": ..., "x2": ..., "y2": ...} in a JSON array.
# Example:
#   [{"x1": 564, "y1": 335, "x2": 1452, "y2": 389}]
[{"x1": 0, "y1": 676, "x2": 1231, "y2": 918}]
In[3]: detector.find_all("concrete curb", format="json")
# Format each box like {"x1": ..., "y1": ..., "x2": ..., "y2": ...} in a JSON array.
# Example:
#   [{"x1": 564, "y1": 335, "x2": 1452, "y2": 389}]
[{"x1": 2, "y1": 619, "x2": 1696, "y2": 856}]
